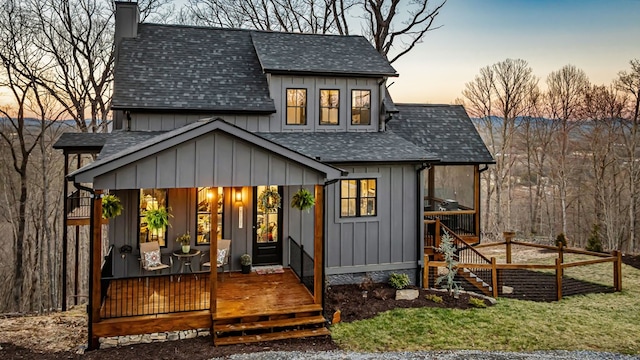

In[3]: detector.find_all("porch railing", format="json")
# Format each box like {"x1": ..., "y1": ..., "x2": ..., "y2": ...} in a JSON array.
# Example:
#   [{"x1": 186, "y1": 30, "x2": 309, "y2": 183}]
[
  {"x1": 100, "y1": 272, "x2": 210, "y2": 319},
  {"x1": 288, "y1": 236, "x2": 314, "y2": 296},
  {"x1": 100, "y1": 245, "x2": 115, "y2": 303},
  {"x1": 424, "y1": 210, "x2": 476, "y2": 238},
  {"x1": 67, "y1": 189, "x2": 92, "y2": 218}
]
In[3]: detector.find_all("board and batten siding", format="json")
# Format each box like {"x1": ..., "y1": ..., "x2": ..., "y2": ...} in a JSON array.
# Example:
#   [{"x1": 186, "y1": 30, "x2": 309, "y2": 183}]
[
  {"x1": 325, "y1": 164, "x2": 419, "y2": 275},
  {"x1": 94, "y1": 131, "x2": 325, "y2": 190},
  {"x1": 127, "y1": 76, "x2": 382, "y2": 133}
]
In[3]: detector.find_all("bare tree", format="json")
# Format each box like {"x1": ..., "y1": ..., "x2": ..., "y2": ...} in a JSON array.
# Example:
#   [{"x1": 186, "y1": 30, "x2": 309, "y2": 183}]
[
  {"x1": 615, "y1": 59, "x2": 640, "y2": 252},
  {"x1": 463, "y1": 59, "x2": 538, "y2": 235},
  {"x1": 545, "y1": 65, "x2": 590, "y2": 239}
]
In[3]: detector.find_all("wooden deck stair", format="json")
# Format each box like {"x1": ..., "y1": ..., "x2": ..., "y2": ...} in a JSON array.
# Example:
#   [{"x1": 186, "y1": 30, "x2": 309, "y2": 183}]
[
  {"x1": 213, "y1": 304, "x2": 329, "y2": 345},
  {"x1": 458, "y1": 268, "x2": 493, "y2": 296}
]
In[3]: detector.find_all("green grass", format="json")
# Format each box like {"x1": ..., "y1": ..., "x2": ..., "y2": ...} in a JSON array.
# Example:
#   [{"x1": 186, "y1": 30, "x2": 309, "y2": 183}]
[{"x1": 331, "y1": 263, "x2": 640, "y2": 354}]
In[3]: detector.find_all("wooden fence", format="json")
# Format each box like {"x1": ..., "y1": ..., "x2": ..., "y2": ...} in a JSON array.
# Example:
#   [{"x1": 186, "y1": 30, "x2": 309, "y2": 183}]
[{"x1": 424, "y1": 233, "x2": 622, "y2": 300}]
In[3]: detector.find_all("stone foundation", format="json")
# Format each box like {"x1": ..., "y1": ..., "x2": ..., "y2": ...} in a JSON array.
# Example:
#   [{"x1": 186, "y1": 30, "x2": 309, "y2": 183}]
[
  {"x1": 326, "y1": 268, "x2": 416, "y2": 286},
  {"x1": 99, "y1": 328, "x2": 210, "y2": 349}
]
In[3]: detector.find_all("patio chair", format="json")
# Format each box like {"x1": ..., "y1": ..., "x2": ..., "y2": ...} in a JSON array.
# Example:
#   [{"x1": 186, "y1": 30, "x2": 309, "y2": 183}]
[
  {"x1": 140, "y1": 241, "x2": 172, "y2": 286},
  {"x1": 201, "y1": 239, "x2": 231, "y2": 280}
]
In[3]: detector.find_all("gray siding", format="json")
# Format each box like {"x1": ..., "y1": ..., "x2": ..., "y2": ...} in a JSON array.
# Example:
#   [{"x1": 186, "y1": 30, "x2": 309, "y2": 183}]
[
  {"x1": 94, "y1": 131, "x2": 325, "y2": 189},
  {"x1": 127, "y1": 76, "x2": 381, "y2": 133},
  {"x1": 325, "y1": 164, "x2": 419, "y2": 275}
]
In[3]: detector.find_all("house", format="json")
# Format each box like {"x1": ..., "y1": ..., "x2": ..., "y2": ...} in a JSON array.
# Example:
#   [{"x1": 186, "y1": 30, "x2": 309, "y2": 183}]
[{"x1": 53, "y1": 1, "x2": 493, "y2": 349}]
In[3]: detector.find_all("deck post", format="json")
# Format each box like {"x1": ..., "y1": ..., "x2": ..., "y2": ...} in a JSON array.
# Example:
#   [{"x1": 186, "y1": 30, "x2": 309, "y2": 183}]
[
  {"x1": 556, "y1": 257, "x2": 563, "y2": 301},
  {"x1": 423, "y1": 255, "x2": 429, "y2": 289},
  {"x1": 435, "y1": 219, "x2": 441, "y2": 251},
  {"x1": 558, "y1": 243, "x2": 564, "y2": 277},
  {"x1": 89, "y1": 189, "x2": 103, "y2": 350},
  {"x1": 62, "y1": 152, "x2": 69, "y2": 311},
  {"x1": 313, "y1": 185, "x2": 324, "y2": 305},
  {"x1": 503, "y1": 231, "x2": 515, "y2": 264},
  {"x1": 210, "y1": 189, "x2": 218, "y2": 318},
  {"x1": 491, "y1": 257, "x2": 498, "y2": 298}
]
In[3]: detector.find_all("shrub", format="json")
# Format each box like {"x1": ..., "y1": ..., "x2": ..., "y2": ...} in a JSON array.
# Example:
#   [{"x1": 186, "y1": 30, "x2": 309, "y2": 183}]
[
  {"x1": 435, "y1": 231, "x2": 462, "y2": 296},
  {"x1": 425, "y1": 294, "x2": 443, "y2": 303},
  {"x1": 388, "y1": 273, "x2": 410, "y2": 290},
  {"x1": 555, "y1": 233, "x2": 567, "y2": 247},
  {"x1": 586, "y1": 224, "x2": 603, "y2": 252},
  {"x1": 240, "y1": 253, "x2": 252, "y2": 266},
  {"x1": 469, "y1": 297, "x2": 487, "y2": 308}
]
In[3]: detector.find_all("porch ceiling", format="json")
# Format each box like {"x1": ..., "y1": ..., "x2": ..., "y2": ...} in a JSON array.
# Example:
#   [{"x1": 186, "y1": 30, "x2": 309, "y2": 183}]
[{"x1": 69, "y1": 118, "x2": 344, "y2": 189}]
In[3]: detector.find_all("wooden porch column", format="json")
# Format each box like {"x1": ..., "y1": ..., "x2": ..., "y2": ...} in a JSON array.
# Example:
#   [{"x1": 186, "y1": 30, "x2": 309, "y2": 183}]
[
  {"x1": 474, "y1": 165, "x2": 480, "y2": 238},
  {"x1": 62, "y1": 152, "x2": 69, "y2": 311},
  {"x1": 89, "y1": 189, "x2": 103, "y2": 349},
  {"x1": 313, "y1": 185, "x2": 324, "y2": 305},
  {"x1": 210, "y1": 189, "x2": 219, "y2": 318}
]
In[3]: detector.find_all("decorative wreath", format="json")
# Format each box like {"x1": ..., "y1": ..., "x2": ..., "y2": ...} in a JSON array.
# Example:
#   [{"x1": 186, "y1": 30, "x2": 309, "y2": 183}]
[{"x1": 258, "y1": 187, "x2": 281, "y2": 213}]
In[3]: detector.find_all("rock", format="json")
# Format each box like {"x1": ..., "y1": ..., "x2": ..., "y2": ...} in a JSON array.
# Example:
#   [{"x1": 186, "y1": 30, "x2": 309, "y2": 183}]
[
  {"x1": 502, "y1": 285, "x2": 514, "y2": 294},
  {"x1": 395, "y1": 289, "x2": 419, "y2": 300}
]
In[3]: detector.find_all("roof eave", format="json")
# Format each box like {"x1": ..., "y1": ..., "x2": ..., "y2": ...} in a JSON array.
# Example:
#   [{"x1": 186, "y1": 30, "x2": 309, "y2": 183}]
[
  {"x1": 263, "y1": 69, "x2": 398, "y2": 78},
  {"x1": 110, "y1": 105, "x2": 277, "y2": 115}
]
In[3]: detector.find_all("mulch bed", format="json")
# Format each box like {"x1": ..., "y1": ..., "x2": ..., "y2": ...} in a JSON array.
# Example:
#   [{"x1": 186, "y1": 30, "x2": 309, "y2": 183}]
[
  {"x1": 623, "y1": 254, "x2": 640, "y2": 270},
  {"x1": 324, "y1": 283, "x2": 492, "y2": 323}
]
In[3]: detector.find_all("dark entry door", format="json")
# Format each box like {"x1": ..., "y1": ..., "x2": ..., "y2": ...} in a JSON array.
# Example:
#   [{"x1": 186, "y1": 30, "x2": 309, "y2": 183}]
[{"x1": 252, "y1": 185, "x2": 283, "y2": 265}]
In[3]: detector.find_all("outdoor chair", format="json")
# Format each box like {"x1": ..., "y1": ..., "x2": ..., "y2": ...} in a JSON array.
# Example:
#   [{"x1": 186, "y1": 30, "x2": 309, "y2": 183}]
[
  {"x1": 201, "y1": 239, "x2": 231, "y2": 280},
  {"x1": 139, "y1": 241, "x2": 172, "y2": 286}
]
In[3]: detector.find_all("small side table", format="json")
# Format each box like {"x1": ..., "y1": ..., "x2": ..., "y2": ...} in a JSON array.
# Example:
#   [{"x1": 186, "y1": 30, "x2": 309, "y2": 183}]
[{"x1": 173, "y1": 249, "x2": 201, "y2": 280}]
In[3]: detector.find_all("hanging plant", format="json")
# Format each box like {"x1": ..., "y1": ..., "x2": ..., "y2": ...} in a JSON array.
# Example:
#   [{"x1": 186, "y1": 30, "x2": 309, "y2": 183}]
[
  {"x1": 291, "y1": 188, "x2": 315, "y2": 212},
  {"x1": 145, "y1": 206, "x2": 172, "y2": 232},
  {"x1": 102, "y1": 194, "x2": 124, "y2": 219},
  {"x1": 258, "y1": 187, "x2": 281, "y2": 213}
]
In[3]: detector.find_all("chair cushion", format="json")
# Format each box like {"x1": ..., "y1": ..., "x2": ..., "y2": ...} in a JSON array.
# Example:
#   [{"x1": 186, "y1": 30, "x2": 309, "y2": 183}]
[
  {"x1": 144, "y1": 249, "x2": 162, "y2": 268},
  {"x1": 217, "y1": 248, "x2": 227, "y2": 267}
]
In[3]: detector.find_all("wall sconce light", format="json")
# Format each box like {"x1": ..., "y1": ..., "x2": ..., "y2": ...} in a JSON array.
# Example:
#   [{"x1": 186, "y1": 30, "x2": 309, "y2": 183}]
[{"x1": 236, "y1": 188, "x2": 243, "y2": 229}]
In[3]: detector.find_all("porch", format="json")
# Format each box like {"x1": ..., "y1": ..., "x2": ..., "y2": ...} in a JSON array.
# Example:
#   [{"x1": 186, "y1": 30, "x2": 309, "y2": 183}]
[{"x1": 96, "y1": 269, "x2": 327, "y2": 345}]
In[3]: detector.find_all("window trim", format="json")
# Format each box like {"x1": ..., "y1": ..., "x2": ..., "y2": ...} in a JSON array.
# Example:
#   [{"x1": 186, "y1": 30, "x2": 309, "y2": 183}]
[
  {"x1": 285, "y1": 88, "x2": 307, "y2": 125},
  {"x1": 340, "y1": 178, "x2": 377, "y2": 218},
  {"x1": 138, "y1": 188, "x2": 169, "y2": 248},
  {"x1": 351, "y1": 89, "x2": 371, "y2": 126},
  {"x1": 319, "y1": 89, "x2": 340, "y2": 126}
]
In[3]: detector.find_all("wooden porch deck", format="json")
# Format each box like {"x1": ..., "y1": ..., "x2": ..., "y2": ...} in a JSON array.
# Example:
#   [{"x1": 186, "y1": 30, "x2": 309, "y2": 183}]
[
  {"x1": 100, "y1": 268, "x2": 315, "y2": 319},
  {"x1": 97, "y1": 268, "x2": 327, "y2": 344}
]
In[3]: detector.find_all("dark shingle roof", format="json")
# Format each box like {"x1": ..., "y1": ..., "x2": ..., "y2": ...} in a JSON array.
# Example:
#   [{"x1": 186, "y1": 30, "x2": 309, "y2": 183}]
[
  {"x1": 251, "y1": 32, "x2": 397, "y2": 77},
  {"x1": 387, "y1": 104, "x2": 494, "y2": 164},
  {"x1": 112, "y1": 24, "x2": 276, "y2": 113},
  {"x1": 53, "y1": 132, "x2": 111, "y2": 150},
  {"x1": 99, "y1": 131, "x2": 166, "y2": 158},
  {"x1": 256, "y1": 132, "x2": 436, "y2": 163}
]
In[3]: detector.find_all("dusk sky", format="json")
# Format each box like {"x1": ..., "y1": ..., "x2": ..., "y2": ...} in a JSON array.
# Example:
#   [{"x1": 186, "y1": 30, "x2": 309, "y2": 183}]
[{"x1": 389, "y1": 0, "x2": 640, "y2": 104}]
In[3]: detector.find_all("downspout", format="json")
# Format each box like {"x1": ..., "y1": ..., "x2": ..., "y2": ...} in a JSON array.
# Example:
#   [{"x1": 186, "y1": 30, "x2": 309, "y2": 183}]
[
  {"x1": 72, "y1": 177, "x2": 98, "y2": 350},
  {"x1": 415, "y1": 162, "x2": 430, "y2": 287}
]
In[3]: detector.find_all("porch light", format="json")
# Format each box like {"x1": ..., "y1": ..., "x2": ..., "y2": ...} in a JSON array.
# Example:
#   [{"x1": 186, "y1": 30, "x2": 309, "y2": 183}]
[
  {"x1": 235, "y1": 189, "x2": 243, "y2": 203},
  {"x1": 236, "y1": 188, "x2": 244, "y2": 229}
]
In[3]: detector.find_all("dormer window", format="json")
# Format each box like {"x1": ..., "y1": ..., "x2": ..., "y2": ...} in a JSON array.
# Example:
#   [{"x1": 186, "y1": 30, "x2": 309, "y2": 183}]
[
  {"x1": 320, "y1": 89, "x2": 340, "y2": 125},
  {"x1": 351, "y1": 90, "x2": 371, "y2": 125},
  {"x1": 286, "y1": 89, "x2": 307, "y2": 125}
]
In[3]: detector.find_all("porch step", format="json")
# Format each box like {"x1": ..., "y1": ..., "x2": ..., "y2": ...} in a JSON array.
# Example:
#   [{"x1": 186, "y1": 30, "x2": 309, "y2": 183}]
[
  {"x1": 459, "y1": 268, "x2": 493, "y2": 296},
  {"x1": 213, "y1": 303, "x2": 323, "y2": 321},
  {"x1": 214, "y1": 315, "x2": 326, "y2": 332},
  {"x1": 214, "y1": 327, "x2": 330, "y2": 346}
]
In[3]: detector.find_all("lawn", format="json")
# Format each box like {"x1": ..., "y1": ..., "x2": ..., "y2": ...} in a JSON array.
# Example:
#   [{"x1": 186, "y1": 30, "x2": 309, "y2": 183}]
[{"x1": 331, "y1": 262, "x2": 640, "y2": 354}]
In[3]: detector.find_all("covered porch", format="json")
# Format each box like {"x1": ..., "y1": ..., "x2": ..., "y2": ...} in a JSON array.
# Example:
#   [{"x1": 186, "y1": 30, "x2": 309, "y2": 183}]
[{"x1": 67, "y1": 119, "x2": 342, "y2": 347}]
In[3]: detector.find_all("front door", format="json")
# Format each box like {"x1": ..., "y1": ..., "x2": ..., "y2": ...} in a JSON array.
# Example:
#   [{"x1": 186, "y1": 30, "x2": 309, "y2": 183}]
[{"x1": 252, "y1": 185, "x2": 283, "y2": 265}]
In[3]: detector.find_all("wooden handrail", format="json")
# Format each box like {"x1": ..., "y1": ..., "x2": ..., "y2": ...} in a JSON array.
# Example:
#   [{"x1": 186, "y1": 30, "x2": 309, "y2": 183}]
[
  {"x1": 441, "y1": 223, "x2": 491, "y2": 264},
  {"x1": 424, "y1": 210, "x2": 476, "y2": 216},
  {"x1": 510, "y1": 241, "x2": 614, "y2": 258}
]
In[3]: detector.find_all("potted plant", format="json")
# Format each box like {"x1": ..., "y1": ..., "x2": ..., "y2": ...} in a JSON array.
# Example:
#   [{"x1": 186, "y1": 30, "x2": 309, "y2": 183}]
[
  {"x1": 176, "y1": 232, "x2": 191, "y2": 253},
  {"x1": 101, "y1": 194, "x2": 124, "y2": 219},
  {"x1": 258, "y1": 187, "x2": 281, "y2": 213},
  {"x1": 291, "y1": 188, "x2": 315, "y2": 212},
  {"x1": 240, "y1": 253, "x2": 252, "y2": 274},
  {"x1": 144, "y1": 206, "x2": 171, "y2": 241}
]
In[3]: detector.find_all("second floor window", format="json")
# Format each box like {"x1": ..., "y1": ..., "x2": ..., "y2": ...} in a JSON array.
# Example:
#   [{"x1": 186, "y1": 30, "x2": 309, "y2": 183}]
[
  {"x1": 340, "y1": 179, "x2": 377, "y2": 217},
  {"x1": 351, "y1": 90, "x2": 371, "y2": 125},
  {"x1": 286, "y1": 89, "x2": 306, "y2": 125},
  {"x1": 320, "y1": 89, "x2": 340, "y2": 125}
]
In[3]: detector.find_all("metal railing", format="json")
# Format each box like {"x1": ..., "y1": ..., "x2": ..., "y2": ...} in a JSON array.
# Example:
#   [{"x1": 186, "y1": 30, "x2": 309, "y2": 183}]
[
  {"x1": 100, "y1": 272, "x2": 210, "y2": 319},
  {"x1": 67, "y1": 189, "x2": 92, "y2": 218},
  {"x1": 288, "y1": 236, "x2": 314, "y2": 296},
  {"x1": 424, "y1": 210, "x2": 476, "y2": 237},
  {"x1": 100, "y1": 245, "x2": 115, "y2": 303}
]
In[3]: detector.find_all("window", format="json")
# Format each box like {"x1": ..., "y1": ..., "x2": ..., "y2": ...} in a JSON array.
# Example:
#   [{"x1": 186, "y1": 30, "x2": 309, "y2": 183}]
[
  {"x1": 139, "y1": 189, "x2": 168, "y2": 247},
  {"x1": 196, "y1": 187, "x2": 224, "y2": 245},
  {"x1": 320, "y1": 89, "x2": 340, "y2": 125},
  {"x1": 340, "y1": 179, "x2": 377, "y2": 217},
  {"x1": 286, "y1": 89, "x2": 307, "y2": 125},
  {"x1": 351, "y1": 90, "x2": 371, "y2": 125}
]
